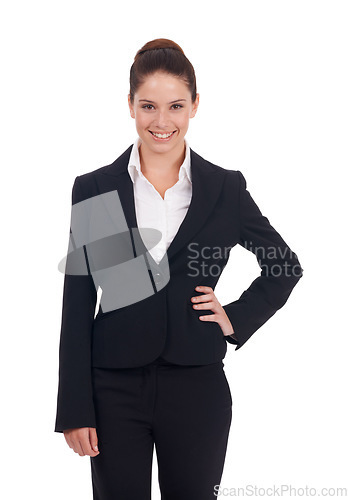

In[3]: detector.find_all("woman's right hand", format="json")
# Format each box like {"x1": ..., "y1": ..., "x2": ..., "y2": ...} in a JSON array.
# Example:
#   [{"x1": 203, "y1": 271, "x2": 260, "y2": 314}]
[{"x1": 63, "y1": 427, "x2": 100, "y2": 457}]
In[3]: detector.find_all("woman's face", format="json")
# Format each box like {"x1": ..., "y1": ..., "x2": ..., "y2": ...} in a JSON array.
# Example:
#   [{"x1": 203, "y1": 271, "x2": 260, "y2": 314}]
[{"x1": 128, "y1": 71, "x2": 199, "y2": 153}]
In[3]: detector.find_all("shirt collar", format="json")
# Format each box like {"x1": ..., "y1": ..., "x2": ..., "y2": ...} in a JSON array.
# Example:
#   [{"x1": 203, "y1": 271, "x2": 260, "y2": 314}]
[{"x1": 127, "y1": 136, "x2": 192, "y2": 184}]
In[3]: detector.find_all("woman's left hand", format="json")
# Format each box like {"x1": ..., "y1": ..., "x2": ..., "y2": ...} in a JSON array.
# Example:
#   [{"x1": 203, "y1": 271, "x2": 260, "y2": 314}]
[{"x1": 191, "y1": 285, "x2": 236, "y2": 338}]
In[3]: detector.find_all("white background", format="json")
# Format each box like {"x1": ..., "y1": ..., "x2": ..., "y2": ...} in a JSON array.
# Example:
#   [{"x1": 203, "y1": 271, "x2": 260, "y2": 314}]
[{"x1": 1, "y1": 1, "x2": 347, "y2": 498}]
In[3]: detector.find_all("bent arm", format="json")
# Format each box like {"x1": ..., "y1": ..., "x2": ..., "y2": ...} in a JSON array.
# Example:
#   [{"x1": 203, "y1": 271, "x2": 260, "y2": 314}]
[{"x1": 223, "y1": 170, "x2": 303, "y2": 350}]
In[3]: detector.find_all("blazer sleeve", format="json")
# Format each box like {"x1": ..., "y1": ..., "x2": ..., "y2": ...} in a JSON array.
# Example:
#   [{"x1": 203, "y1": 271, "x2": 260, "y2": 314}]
[
  {"x1": 222, "y1": 170, "x2": 303, "y2": 350},
  {"x1": 54, "y1": 176, "x2": 98, "y2": 433}
]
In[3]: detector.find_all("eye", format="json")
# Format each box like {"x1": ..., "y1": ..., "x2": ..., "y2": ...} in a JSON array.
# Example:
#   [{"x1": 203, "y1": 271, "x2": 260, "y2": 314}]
[{"x1": 141, "y1": 104, "x2": 183, "y2": 110}]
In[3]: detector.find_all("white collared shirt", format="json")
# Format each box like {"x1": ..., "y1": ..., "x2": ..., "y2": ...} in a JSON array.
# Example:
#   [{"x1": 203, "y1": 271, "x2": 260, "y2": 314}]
[{"x1": 127, "y1": 136, "x2": 192, "y2": 264}]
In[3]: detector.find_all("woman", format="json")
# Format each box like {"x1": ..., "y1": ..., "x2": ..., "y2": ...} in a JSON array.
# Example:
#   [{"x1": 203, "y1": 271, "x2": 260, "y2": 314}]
[{"x1": 54, "y1": 38, "x2": 303, "y2": 499}]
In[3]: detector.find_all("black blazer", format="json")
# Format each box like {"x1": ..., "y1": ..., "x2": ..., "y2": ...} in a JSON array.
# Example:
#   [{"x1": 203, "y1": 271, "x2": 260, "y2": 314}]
[{"x1": 54, "y1": 144, "x2": 303, "y2": 432}]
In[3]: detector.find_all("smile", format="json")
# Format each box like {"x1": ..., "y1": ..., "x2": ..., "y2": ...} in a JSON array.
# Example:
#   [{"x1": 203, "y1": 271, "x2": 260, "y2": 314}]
[{"x1": 149, "y1": 130, "x2": 176, "y2": 141}]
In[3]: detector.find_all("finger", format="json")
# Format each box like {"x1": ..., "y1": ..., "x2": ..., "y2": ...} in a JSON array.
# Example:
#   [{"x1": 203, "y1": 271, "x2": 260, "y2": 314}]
[
  {"x1": 76, "y1": 439, "x2": 86, "y2": 456},
  {"x1": 193, "y1": 301, "x2": 215, "y2": 310},
  {"x1": 69, "y1": 438, "x2": 81, "y2": 455},
  {"x1": 64, "y1": 434, "x2": 72, "y2": 448},
  {"x1": 71, "y1": 430, "x2": 89, "y2": 456},
  {"x1": 195, "y1": 286, "x2": 212, "y2": 292},
  {"x1": 78, "y1": 435, "x2": 98, "y2": 457},
  {"x1": 199, "y1": 313, "x2": 217, "y2": 321},
  {"x1": 192, "y1": 293, "x2": 211, "y2": 303},
  {"x1": 64, "y1": 429, "x2": 80, "y2": 450},
  {"x1": 89, "y1": 428, "x2": 100, "y2": 454},
  {"x1": 78, "y1": 429, "x2": 99, "y2": 457},
  {"x1": 66, "y1": 438, "x2": 73, "y2": 449}
]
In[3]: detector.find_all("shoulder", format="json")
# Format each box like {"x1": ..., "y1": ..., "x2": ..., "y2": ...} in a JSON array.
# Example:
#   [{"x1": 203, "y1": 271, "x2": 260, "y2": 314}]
[
  {"x1": 74, "y1": 164, "x2": 109, "y2": 185},
  {"x1": 70, "y1": 165, "x2": 108, "y2": 205},
  {"x1": 72, "y1": 144, "x2": 133, "y2": 191},
  {"x1": 76, "y1": 143, "x2": 133, "y2": 180},
  {"x1": 191, "y1": 148, "x2": 245, "y2": 190},
  {"x1": 68, "y1": 145, "x2": 132, "y2": 204},
  {"x1": 191, "y1": 148, "x2": 242, "y2": 176}
]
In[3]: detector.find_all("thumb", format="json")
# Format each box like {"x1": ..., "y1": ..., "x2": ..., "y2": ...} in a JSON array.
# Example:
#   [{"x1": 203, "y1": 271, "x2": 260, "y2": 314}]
[{"x1": 89, "y1": 427, "x2": 99, "y2": 452}]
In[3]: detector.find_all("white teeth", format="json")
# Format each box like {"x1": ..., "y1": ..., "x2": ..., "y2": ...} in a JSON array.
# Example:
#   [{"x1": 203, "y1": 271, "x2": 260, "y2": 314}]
[{"x1": 151, "y1": 131, "x2": 174, "y2": 138}]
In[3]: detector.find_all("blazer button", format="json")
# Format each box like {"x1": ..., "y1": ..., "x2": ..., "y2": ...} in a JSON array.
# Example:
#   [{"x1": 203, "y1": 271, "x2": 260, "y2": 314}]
[{"x1": 154, "y1": 272, "x2": 163, "y2": 285}]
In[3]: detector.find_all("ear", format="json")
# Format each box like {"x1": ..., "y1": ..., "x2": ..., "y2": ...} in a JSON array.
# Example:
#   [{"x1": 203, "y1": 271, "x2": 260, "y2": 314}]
[
  {"x1": 128, "y1": 94, "x2": 135, "y2": 119},
  {"x1": 190, "y1": 93, "x2": 200, "y2": 118}
]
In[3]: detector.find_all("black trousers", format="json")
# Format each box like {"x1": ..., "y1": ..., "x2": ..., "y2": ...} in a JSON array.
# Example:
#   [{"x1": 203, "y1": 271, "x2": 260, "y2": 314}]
[{"x1": 90, "y1": 356, "x2": 232, "y2": 499}]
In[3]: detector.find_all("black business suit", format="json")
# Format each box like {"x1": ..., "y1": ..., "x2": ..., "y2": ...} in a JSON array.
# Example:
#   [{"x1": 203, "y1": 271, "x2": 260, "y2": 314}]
[{"x1": 54, "y1": 144, "x2": 303, "y2": 498}]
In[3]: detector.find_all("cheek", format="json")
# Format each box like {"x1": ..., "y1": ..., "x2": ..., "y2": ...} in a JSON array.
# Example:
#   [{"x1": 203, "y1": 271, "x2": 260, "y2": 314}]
[
  {"x1": 135, "y1": 114, "x2": 150, "y2": 128},
  {"x1": 175, "y1": 113, "x2": 190, "y2": 130}
]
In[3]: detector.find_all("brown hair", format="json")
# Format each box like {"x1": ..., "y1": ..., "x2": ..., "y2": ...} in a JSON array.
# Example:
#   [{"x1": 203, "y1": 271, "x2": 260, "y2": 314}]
[{"x1": 129, "y1": 38, "x2": 197, "y2": 105}]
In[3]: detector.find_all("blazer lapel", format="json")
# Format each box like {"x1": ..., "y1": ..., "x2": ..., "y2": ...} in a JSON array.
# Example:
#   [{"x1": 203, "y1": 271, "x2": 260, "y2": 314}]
[{"x1": 93, "y1": 144, "x2": 227, "y2": 266}]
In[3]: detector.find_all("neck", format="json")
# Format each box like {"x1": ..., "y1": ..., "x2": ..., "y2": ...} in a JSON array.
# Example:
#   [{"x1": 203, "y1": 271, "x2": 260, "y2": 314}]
[{"x1": 139, "y1": 140, "x2": 186, "y2": 179}]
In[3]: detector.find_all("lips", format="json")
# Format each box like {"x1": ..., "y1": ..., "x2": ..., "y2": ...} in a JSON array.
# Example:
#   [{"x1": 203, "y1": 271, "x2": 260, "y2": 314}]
[
  {"x1": 149, "y1": 130, "x2": 176, "y2": 136},
  {"x1": 148, "y1": 130, "x2": 177, "y2": 142}
]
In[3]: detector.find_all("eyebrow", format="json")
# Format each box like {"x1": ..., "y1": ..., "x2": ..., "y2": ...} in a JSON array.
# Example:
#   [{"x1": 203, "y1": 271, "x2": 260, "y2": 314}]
[{"x1": 139, "y1": 99, "x2": 187, "y2": 104}]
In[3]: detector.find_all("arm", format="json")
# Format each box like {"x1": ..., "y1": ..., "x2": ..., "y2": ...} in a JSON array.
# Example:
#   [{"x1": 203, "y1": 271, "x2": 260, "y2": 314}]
[
  {"x1": 54, "y1": 176, "x2": 98, "y2": 432},
  {"x1": 223, "y1": 170, "x2": 303, "y2": 350}
]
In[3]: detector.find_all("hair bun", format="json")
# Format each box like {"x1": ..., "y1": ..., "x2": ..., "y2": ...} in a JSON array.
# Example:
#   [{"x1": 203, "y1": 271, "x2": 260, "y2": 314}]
[{"x1": 135, "y1": 38, "x2": 185, "y2": 61}]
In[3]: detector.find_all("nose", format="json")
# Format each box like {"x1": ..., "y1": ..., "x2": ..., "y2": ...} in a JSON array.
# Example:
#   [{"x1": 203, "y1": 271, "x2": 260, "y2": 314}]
[{"x1": 152, "y1": 110, "x2": 173, "y2": 131}]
